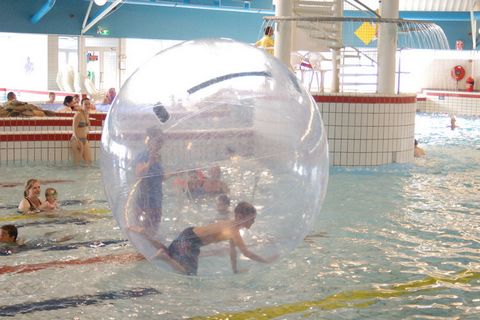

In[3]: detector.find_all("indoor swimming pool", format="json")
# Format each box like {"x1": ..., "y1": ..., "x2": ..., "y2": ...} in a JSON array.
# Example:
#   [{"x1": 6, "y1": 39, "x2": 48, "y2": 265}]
[{"x1": 0, "y1": 113, "x2": 479, "y2": 319}]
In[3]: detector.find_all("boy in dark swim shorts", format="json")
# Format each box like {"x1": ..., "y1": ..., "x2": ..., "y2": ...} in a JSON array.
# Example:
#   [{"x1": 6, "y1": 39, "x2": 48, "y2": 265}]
[{"x1": 138, "y1": 201, "x2": 277, "y2": 275}]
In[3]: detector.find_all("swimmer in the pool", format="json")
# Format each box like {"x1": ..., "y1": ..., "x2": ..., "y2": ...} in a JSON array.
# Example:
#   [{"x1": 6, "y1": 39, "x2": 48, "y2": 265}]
[
  {"x1": 71, "y1": 97, "x2": 92, "y2": 165},
  {"x1": 45, "y1": 187, "x2": 60, "y2": 210},
  {"x1": 0, "y1": 224, "x2": 74, "y2": 255},
  {"x1": 0, "y1": 224, "x2": 18, "y2": 244},
  {"x1": 18, "y1": 179, "x2": 57, "y2": 214},
  {"x1": 414, "y1": 139, "x2": 426, "y2": 157},
  {"x1": 203, "y1": 166, "x2": 229, "y2": 195},
  {"x1": 185, "y1": 169, "x2": 206, "y2": 197},
  {"x1": 449, "y1": 115, "x2": 459, "y2": 130},
  {"x1": 0, "y1": 224, "x2": 20, "y2": 255},
  {"x1": 215, "y1": 194, "x2": 232, "y2": 221},
  {"x1": 130, "y1": 201, "x2": 277, "y2": 275}
]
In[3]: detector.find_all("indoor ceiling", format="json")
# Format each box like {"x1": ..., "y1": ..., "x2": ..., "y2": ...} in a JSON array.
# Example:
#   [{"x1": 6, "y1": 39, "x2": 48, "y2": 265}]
[
  {"x1": 97, "y1": 0, "x2": 480, "y2": 12},
  {"x1": 346, "y1": 0, "x2": 479, "y2": 12}
]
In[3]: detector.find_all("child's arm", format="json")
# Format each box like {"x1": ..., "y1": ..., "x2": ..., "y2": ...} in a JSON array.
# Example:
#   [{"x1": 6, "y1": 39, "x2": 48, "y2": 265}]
[
  {"x1": 229, "y1": 240, "x2": 238, "y2": 273},
  {"x1": 231, "y1": 230, "x2": 277, "y2": 264},
  {"x1": 17, "y1": 199, "x2": 30, "y2": 213},
  {"x1": 39, "y1": 201, "x2": 56, "y2": 211}
]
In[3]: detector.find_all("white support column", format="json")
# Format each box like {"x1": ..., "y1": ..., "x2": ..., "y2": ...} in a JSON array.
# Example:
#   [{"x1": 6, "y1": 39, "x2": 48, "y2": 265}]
[
  {"x1": 273, "y1": 0, "x2": 292, "y2": 67},
  {"x1": 47, "y1": 35, "x2": 59, "y2": 90},
  {"x1": 377, "y1": 0, "x2": 399, "y2": 94},
  {"x1": 78, "y1": 36, "x2": 86, "y2": 93},
  {"x1": 331, "y1": 0, "x2": 344, "y2": 93},
  {"x1": 119, "y1": 38, "x2": 127, "y2": 88}
]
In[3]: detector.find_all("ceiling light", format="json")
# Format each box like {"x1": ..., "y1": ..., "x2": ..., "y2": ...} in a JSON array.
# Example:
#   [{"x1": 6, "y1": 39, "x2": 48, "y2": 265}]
[{"x1": 94, "y1": 0, "x2": 108, "y2": 6}]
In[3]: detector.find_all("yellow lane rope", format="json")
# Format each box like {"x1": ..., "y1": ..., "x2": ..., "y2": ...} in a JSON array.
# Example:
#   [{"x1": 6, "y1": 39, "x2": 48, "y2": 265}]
[{"x1": 190, "y1": 269, "x2": 480, "y2": 319}]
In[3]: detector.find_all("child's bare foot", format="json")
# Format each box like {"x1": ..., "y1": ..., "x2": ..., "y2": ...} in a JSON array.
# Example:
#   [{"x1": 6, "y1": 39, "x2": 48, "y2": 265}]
[
  {"x1": 127, "y1": 226, "x2": 146, "y2": 234},
  {"x1": 150, "y1": 248, "x2": 187, "y2": 274},
  {"x1": 151, "y1": 247, "x2": 169, "y2": 259}
]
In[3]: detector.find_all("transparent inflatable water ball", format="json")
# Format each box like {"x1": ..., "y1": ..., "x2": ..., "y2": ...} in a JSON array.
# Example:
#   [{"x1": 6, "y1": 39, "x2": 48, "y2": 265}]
[{"x1": 100, "y1": 38, "x2": 329, "y2": 276}]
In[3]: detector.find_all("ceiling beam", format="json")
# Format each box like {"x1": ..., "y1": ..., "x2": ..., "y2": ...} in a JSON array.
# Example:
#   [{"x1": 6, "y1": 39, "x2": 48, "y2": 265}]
[{"x1": 81, "y1": 0, "x2": 124, "y2": 35}]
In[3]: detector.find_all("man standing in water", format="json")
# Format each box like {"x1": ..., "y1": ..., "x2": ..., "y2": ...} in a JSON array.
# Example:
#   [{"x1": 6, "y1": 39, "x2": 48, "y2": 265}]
[{"x1": 133, "y1": 127, "x2": 166, "y2": 236}]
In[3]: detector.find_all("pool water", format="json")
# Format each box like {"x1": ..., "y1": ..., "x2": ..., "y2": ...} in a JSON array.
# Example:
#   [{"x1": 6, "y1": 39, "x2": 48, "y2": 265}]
[{"x1": 0, "y1": 113, "x2": 479, "y2": 319}]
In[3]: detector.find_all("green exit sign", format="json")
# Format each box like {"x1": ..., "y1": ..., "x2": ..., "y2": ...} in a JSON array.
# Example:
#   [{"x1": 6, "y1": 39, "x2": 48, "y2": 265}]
[{"x1": 97, "y1": 27, "x2": 111, "y2": 36}]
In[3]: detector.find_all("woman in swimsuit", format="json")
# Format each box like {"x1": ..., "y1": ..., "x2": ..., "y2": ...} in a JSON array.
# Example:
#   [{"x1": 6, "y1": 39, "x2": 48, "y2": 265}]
[
  {"x1": 18, "y1": 179, "x2": 56, "y2": 214},
  {"x1": 71, "y1": 98, "x2": 92, "y2": 165}
]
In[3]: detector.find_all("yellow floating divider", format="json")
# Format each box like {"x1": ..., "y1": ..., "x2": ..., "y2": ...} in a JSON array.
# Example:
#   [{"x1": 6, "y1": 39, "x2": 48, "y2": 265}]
[{"x1": 190, "y1": 269, "x2": 480, "y2": 320}]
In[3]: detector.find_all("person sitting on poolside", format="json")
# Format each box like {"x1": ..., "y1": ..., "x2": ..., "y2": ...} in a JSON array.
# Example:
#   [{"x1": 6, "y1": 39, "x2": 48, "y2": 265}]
[
  {"x1": 131, "y1": 201, "x2": 277, "y2": 275},
  {"x1": 414, "y1": 139, "x2": 426, "y2": 158},
  {"x1": 103, "y1": 88, "x2": 116, "y2": 105},
  {"x1": 45, "y1": 187, "x2": 60, "y2": 210},
  {"x1": 203, "y1": 166, "x2": 229, "y2": 195},
  {"x1": 57, "y1": 96, "x2": 76, "y2": 113},
  {"x1": 0, "y1": 224, "x2": 18, "y2": 244},
  {"x1": 46, "y1": 92, "x2": 56, "y2": 104},
  {"x1": 73, "y1": 94, "x2": 81, "y2": 108},
  {"x1": 18, "y1": 179, "x2": 56, "y2": 214},
  {"x1": 6, "y1": 91, "x2": 17, "y2": 102}
]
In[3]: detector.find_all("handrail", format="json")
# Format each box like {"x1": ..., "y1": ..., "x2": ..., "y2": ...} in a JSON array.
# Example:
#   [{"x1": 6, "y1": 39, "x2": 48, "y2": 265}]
[
  {"x1": 344, "y1": 47, "x2": 377, "y2": 65},
  {"x1": 346, "y1": 0, "x2": 380, "y2": 18}
]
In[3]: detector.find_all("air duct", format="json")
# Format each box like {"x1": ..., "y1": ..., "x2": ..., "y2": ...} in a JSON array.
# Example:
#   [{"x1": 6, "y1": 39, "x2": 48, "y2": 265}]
[{"x1": 31, "y1": 0, "x2": 56, "y2": 24}]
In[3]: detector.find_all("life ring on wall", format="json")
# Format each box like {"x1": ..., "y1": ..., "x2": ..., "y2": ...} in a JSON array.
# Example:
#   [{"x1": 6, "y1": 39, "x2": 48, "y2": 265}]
[{"x1": 451, "y1": 65, "x2": 466, "y2": 81}]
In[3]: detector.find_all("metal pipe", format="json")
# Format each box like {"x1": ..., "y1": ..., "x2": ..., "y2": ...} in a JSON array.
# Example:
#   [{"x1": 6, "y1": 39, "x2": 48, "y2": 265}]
[
  {"x1": 30, "y1": 0, "x2": 56, "y2": 24},
  {"x1": 83, "y1": 0, "x2": 94, "y2": 29},
  {"x1": 123, "y1": 0, "x2": 274, "y2": 14},
  {"x1": 82, "y1": 0, "x2": 124, "y2": 34}
]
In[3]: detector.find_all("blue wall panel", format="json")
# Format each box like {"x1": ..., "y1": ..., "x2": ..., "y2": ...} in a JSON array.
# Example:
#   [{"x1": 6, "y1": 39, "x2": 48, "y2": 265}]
[
  {"x1": 0, "y1": 0, "x2": 270, "y2": 42},
  {"x1": 0, "y1": 1, "x2": 475, "y2": 49}
]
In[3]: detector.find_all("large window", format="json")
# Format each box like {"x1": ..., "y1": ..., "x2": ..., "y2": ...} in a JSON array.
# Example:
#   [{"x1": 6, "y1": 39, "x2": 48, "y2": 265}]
[
  {"x1": 58, "y1": 36, "x2": 78, "y2": 71},
  {"x1": 0, "y1": 33, "x2": 47, "y2": 90},
  {"x1": 125, "y1": 38, "x2": 180, "y2": 81}
]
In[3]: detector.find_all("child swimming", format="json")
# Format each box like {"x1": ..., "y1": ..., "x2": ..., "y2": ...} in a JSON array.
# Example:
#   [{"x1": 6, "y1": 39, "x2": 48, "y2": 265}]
[{"x1": 215, "y1": 194, "x2": 232, "y2": 221}]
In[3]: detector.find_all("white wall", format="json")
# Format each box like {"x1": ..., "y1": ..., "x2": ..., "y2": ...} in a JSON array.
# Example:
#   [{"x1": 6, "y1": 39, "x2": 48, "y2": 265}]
[{"x1": 0, "y1": 33, "x2": 48, "y2": 90}]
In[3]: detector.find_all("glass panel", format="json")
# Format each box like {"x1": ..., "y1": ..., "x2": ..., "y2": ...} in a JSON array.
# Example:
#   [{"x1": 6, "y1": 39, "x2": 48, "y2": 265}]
[
  {"x1": 125, "y1": 38, "x2": 180, "y2": 80},
  {"x1": 103, "y1": 50, "x2": 118, "y2": 90},
  {"x1": 85, "y1": 37, "x2": 118, "y2": 48},
  {"x1": 86, "y1": 50, "x2": 101, "y2": 89},
  {"x1": 59, "y1": 36, "x2": 78, "y2": 50}
]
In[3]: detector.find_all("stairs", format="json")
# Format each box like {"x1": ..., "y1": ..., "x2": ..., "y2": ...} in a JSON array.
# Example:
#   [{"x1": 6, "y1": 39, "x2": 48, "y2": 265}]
[
  {"x1": 292, "y1": 0, "x2": 342, "y2": 51},
  {"x1": 340, "y1": 47, "x2": 378, "y2": 92},
  {"x1": 290, "y1": 0, "x2": 380, "y2": 93}
]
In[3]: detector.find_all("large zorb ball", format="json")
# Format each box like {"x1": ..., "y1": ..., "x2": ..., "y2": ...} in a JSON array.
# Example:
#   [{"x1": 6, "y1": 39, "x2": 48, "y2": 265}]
[{"x1": 100, "y1": 38, "x2": 328, "y2": 276}]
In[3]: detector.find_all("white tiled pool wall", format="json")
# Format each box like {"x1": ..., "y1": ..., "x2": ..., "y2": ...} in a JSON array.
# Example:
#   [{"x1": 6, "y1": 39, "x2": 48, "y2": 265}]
[
  {"x1": 0, "y1": 138, "x2": 102, "y2": 163},
  {"x1": 417, "y1": 90, "x2": 480, "y2": 116},
  {"x1": 160, "y1": 129, "x2": 254, "y2": 168},
  {"x1": 0, "y1": 117, "x2": 103, "y2": 164},
  {"x1": 315, "y1": 93, "x2": 416, "y2": 166},
  {"x1": 0, "y1": 94, "x2": 419, "y2": 166}
]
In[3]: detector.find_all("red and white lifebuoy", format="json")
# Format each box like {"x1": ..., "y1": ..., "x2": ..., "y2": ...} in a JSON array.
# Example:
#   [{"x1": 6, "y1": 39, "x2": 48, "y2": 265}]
[{"x1": 451, "y1": 65, "x2": 466, "y2": 81}]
